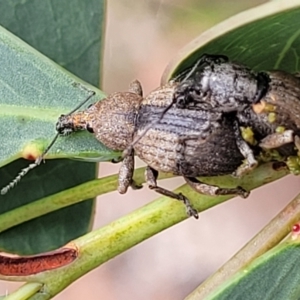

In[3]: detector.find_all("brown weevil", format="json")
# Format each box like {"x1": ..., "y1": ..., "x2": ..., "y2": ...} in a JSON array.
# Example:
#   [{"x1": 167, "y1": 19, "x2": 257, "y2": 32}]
[
  {"x1": 56, "y1": 79, "x2": 255, "y2": 219},
  {"x1": 2, "y1": 78, "x2": 256, "y2": 218}
]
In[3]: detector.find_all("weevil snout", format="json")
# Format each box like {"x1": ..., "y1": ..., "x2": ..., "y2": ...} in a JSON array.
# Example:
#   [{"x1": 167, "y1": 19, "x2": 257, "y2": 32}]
[{"x1": 56, "y1": 110, "x2": 95, "y2": 136}]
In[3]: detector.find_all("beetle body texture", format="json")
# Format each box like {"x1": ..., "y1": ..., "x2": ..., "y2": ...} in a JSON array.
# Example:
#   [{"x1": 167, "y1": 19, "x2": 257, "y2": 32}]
[
  {"x1": 173, "y1": 54, "x2": 300, "y2": 170},
  {"x1": 237, "y1": 70, "x2": 300, "y2": 156},
  {"x1": 174, "y1": 54, "x2": 269, "y2": 112},
  {"x1": 56, "y1": 90, "x2": 142, "y2": 151},
  {"x1": 135, "y1": 82, "x2": 244, "y2": 177},
  {"x1": 56, "y1": 79, "x2": 251, "y2": 218}
]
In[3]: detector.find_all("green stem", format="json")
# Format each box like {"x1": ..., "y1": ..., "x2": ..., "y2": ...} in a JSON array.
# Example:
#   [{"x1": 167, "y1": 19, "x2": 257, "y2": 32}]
[
  {"x1": 0, "y1": 167, "x2": 173, "y2": 233},
  {"x1": 1, "y1": 162, "x2": 286, "y2": 300},
  {"x1": 5, "y1": 283, "x2": 42, "y2": 300}
]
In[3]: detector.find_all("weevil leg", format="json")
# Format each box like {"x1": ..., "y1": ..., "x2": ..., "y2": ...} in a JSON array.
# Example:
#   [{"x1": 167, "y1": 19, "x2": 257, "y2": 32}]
[
  {"x1": 118, "y1": 149, "x2": 142, "y2": 194},
  {"x1": 255, "y1": 72, "x2": 270, "y2": 102},
  {"x1": 233, "y1": 120, "x2": 258, "y2": 177},
  {"x1": 184, "y1": 176, "x2": 249, "y2": 198},
  {"x1": 111, "y1": 156, "x2": 123, "y2": 164},
  {"x1": 145, "y1": 166, "x2": 199, "y2": 219},
  {"x1": 294, "y1": 72, "x2": 300, "y2": 78},
  {"x1": 259, "y1": 130, "x2": 294, "y2": 149}
]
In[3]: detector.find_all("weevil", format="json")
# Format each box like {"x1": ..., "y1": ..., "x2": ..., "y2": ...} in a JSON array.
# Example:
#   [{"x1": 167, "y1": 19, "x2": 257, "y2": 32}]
[
  {"x1": 55, "y1": 79, "x2": 256, "y2": 219},
  {"x1": 2, "y1": 78, "x2": 256, "y2": 218},
  {"x1": 173, "y1": 54, "x2": 300, "y2": 170}
]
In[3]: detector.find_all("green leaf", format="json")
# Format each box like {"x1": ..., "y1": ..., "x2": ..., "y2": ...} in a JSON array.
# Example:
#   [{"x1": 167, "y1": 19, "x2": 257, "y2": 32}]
[
  {"x1": 0, "y1": 0, "x2": 104, "y2": 87},
  {"x1": 205, "y1": 240, "x2": 300, "y2": 300},
  {"x1": 162, "y1": 2, "x2": 300, "y2": 81},
  {"x1": 187, "y1": 191, "x2": 300, "y2": 300},
  {"x1": 0, "y1": 23, "x2": 118, "y2": 166},
  {"x1": 0, "y1": 1, "x2": 112, "y2": 254},
  {"x1": 0, "y1": 160, "x2": 96, "y2": 254}
]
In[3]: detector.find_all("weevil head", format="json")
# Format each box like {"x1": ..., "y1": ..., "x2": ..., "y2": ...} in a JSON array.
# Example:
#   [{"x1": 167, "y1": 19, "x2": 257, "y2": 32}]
[
  {"x1": 56, "y1": 114, "x2": 75, "y2": 135},
  {"x1": 90, "y1": 91, "x2": 143, "y2": 151}
]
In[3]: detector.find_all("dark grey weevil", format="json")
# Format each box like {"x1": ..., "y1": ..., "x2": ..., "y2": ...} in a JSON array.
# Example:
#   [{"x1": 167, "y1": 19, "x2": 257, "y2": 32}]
[
  {"x1": 173, "y1": 54, "x2": 300, "y2": 173},
  {"x1": 173, "y1": 54, "x2": 269, "y2": 113}
]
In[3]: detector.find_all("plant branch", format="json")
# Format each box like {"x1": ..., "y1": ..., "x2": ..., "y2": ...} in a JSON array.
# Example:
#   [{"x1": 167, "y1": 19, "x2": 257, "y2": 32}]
[
  {"x1": 0, "y1": 167, "x2": 173, "y2": 233},
  {"x1": 0, "y1": 162, "x2": 287, "y2": 299},
  {"x1": 4, "y1": 282, "x2": 42, "y2": 300}
]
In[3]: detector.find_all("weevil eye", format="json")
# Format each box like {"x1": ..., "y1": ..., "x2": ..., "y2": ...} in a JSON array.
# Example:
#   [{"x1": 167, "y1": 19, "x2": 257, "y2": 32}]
[
  {"x1": 86, "y1": 124, "x2": 94, "y2": 133},
  {"x1": 176, "y1": 95, "x2": 186, "y2": 108}
]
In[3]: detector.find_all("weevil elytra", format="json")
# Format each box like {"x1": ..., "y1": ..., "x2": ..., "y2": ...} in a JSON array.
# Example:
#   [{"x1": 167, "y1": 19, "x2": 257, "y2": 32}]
[{"x1": 173, "y1": 54, "x2": 300, "y2": 170}]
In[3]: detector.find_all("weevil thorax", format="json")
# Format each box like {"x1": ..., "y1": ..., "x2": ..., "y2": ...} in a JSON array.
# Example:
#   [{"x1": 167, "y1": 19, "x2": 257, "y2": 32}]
[
  {"x1": 199, "y1": 62, "x2": 267, "y2": 107},
  {"x1": 78, "y1": 91, "x2": 142, "y2": 150}
]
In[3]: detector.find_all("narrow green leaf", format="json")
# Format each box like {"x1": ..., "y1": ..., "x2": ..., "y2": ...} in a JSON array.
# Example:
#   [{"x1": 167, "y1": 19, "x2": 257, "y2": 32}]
[
  {"x1": 0, "y1": 1, "x2": 111, "y2": 254},
  {"x1": 163, "y1": 1, "x2": 300, "y2": 81}
]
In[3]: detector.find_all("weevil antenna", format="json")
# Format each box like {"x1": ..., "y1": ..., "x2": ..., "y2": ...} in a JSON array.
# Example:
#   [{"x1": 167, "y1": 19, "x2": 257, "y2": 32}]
[
  {"x1": 1, "y1": 84, "x2": 96, "y2": 195},
  {"x1": 175, "y1": 54, "x2": 229, "y2": 83},
  {"x1": 1, "y1": 133, "x2": 60, "y2": 195},
  {"x1": 181, "y1": 58, "x2": 203, "y2": 83},
  {"x1": 66, "y1": 87, "x2": 96, "y2": 116},
  {"x1": 172, "y1": 57, "x2": 203, "y2": 83}
]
